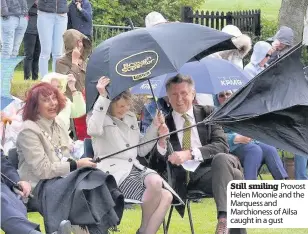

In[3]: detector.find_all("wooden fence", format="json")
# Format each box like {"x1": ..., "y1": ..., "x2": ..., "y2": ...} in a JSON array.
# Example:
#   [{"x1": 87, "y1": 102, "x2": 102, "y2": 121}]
[{"x1": 181, "y1": 6, "x2": 261, "y2": 36}]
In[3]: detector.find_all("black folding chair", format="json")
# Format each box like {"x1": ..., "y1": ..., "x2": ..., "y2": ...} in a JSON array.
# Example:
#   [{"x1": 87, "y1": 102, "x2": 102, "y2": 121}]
[
  {"x1": 162, "y1": 140, "x2": 212, "y2": 234},
  {"x1": 165, "y1": 188, "x2": 211, "y2": 234}
]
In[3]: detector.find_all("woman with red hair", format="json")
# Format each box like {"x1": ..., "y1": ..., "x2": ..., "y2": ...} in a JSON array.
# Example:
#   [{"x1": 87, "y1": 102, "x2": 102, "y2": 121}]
[{"x1": 16, "y1": 82, "x2": 124, "y2": 234}]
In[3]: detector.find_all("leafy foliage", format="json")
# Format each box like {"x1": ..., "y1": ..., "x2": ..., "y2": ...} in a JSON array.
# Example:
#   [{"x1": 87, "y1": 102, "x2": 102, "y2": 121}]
[{"x1": 91, "y1": 0, "x2": 201, "y2": 26}]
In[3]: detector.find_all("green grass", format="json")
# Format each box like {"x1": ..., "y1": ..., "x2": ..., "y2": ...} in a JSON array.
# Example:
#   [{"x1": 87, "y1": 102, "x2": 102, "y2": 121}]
[
  {"x1": 201, "y1": 0, "x2": 282, "y2": 21},
  {"x1": 11, "y1": 190, "x2": 308, "y2": 234},
  {"x1": 2, "y1": 174, "x2": 307, "y2": 234}
]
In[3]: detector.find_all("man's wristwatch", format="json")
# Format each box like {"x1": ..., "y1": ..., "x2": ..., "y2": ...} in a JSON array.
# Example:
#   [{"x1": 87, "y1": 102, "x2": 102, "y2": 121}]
[{"x1": 190, "y1": 149, "x2": 195, "y2": 161}]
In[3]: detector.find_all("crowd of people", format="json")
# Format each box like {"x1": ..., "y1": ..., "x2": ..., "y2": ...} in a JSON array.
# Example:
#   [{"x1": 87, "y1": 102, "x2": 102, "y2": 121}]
[{"x1": 1, "y1": 5, "x2": 305, "y2": 234}]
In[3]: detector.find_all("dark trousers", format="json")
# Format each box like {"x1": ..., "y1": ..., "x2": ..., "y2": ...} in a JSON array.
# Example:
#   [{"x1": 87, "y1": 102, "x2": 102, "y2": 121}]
[
  {"x1": 188, "y1": 153, "x2": 246, "y2": 234},
  {"x1": 1, "y1": 183, "x2": 39, "y2": 234},
  {"x1": 232, "y1": 142, "x2": 288, "y2": 180},
  {"x1": 23, "y1": 33, "x2": 40, "y2": 80}
]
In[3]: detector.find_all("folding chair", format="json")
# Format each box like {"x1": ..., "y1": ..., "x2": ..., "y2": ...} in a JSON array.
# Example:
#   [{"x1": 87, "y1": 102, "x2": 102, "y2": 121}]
[
  {"x1": 165, "y1": 189, "x2": 211, "y2": 234},
  {"x1": 162, "y1": 140, "x2": 212, "y2": 234}
]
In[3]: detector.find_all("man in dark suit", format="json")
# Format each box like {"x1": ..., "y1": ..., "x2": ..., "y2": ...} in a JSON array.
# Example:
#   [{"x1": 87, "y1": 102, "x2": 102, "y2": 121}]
[
  {"x1": 154, "y1": 74, "x2": 246, "y2": 234},
  {"x1": 1, "y1": 149, "x2": 72, "y2": 234}
]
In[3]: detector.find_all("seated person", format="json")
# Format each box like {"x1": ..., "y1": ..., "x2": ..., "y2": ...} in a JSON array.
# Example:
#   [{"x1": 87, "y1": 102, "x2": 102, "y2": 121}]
[
  {"x1": 294, "y1": 154, "x2": 308, "y2": 180},
  {"x1": 16, "y1": 83, "x2": 124, "y2": 234},
  {"x1": 153, "y1": 74, "x2": 245, "y2": 234},
  {"x1": 87, "y1": 77, "x2": 183, "y2": 234},
  {"x1": 267, "y1": 26, "x2": 294, "y2": 65},
  {"x1": 41, "y1": 72, "x2": 86, "y2": 132},
  {"x1": 0, "y1": 96, "x2": 23, "y2": 154},
  {"x1": 216, "y1": 90, "x2": 288, "y2": 180},
  {"x1": 1, "y1": 148, "x2": 72, "y2": 234},
  {"x1": 244, "y1": 41, "x2": 273, "y2": 79}
]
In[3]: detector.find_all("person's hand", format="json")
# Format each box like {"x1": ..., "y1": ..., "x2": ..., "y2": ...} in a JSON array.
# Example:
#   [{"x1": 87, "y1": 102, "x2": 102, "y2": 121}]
[
  {"x1": 1, "y1": 112, "x2": 12, "y2": 125},
  {"x1": 76, "y1": 2, "x2": 82, "y2": 10},
  {"x1": 67, "y1": 74, "x2": 77, "y2": 92},
  {"x1": 96, "y1": 76, "x2": 110, "y2": 96},
  {"x1": 17, "y1": 181, "x2": 32, "y2": 198},
  {"x1": 234, "y1": 135, "x2": 252, "y2": 144},
  {"x1": 168, "y1": 150, "x2": 191, "y2": 166},
  {"x1": 157, "y1": 123, "x2": 169, "y2": 148},
  {"x1": 153, "y1": 110, "x2": 165, "y2": 127},
  {"x1": 72, "y1": 47, "x2": 81, "y2": 65},
  {"x1": 77, "y1": 158, "x2": 97, "y2": 168}
]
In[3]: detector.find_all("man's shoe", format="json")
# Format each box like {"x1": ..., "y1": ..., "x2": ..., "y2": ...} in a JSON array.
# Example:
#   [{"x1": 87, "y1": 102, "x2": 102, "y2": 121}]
[
  {"x1": 192, "y1": 199, "x2": 202, "y2": 203},
  {"x1": 215, "y1": 218, "x2": 229, "y2": 234},
  {"x1": 57, "y1": 220, "x2": 72, "y2": 234}
]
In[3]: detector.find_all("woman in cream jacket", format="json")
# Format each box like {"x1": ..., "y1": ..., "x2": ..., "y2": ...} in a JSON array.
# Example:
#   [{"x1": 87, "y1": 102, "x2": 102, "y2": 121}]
[{"x1": 87, "y1": 77, "x2": 183, "y2": 234}]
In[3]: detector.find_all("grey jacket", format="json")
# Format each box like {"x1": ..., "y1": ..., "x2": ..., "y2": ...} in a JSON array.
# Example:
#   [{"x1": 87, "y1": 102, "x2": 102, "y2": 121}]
[
  {"x1": 1, "y1": 0, "x2": 28, "y2": 17},
  {"x1": 37, "y1": 0, "x2": 68, "y2": 14}
]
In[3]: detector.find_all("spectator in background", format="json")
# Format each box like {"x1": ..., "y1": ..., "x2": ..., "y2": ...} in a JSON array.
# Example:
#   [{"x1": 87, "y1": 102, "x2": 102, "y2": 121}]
[
  {"x1": 213, "y1": 25, "x2": 252, "y2": 69},
  {"x1": 0, "y1": 96, "x2": 23, "y2": 155},
  {"x1": 216, "y1": 90, "x2": 288, "y2": 181},
  {"x1": 68, "y1": 0, "x2": 93, "y2": 40},
  {"x1": 145, "y1": 11, "x2": 168, "y2": 27},
  {"x1": 56, "y1": 29, "x2": 91, "y2": 140},
  {"x1": 37, "y1": 0, "x2": 68, "y2": 77},
  {"x1": 1, "y1": 0, "x2": 28, "y2": 58},
  {"x1": 267, "y1": 26, "x2": 294, "y2": 65},
  {"x1": 23, "y1": 0, "x2": 40, "y2": 80},
  {"x1": 244, "y1": 41, "x2": 273, "y2": 79},
  {"x1": 41, "y1": 72, "x2": 86, "y2": 132}
]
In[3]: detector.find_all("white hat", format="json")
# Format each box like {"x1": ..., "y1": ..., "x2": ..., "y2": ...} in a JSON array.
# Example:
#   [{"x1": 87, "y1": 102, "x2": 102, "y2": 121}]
[
  {"x1": 42, "y1": 72, "x2": 68, "y2": 93},
  {"x1": 145, "y1": 11, "x2": 167, "y2": 28},
  {"x1": 251, "y1": 41, "x2": 272, "y2": 65},
  {"x1": 222, "y1": 25, "x2": 242, "y2": 37}
]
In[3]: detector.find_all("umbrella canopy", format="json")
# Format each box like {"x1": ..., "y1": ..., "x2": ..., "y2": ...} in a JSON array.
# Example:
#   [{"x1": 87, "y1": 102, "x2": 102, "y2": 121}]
[
  {"x1": 1, "y1": 96, "x2": 14, "y2": 110},
  {"x1": 86, "y1": 22, "x2": 236, "y2": 112},
  {"x1": 209, "y1": 43, "x2": 308, "y2": 156},
  {"x1": 131, "y1": 57, "x2": 250, "y2": 97}
]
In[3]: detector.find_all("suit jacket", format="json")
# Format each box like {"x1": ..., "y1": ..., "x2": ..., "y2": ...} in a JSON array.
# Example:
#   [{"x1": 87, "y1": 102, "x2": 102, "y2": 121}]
[
  {"x1": 1, "y1": 150, "x2": 20, "y2": 189},
  {"x1": 16, "y1": 117, "x2": 72, "y2": 189},
  {"x1": 153, "y1": 105, "x2": 229, "y2": 216}
]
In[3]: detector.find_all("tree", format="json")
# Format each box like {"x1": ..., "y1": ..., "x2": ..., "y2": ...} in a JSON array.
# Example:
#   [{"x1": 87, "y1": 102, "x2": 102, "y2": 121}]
[
  {"x1": 278, "y1": 0, "x2": 308, "y2": 44},
  {"x1": 92, "y1": 0, "x2": 201, "y2": 26}
]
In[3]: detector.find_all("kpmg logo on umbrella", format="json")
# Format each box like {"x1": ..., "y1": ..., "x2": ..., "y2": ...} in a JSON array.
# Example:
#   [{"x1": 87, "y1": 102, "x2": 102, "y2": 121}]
[
  {"x1": 219, "y1": 76, "x2": 243, "y2": 86},
  {"x1": 115, "y1": 50, "x2": 159, "y2": 81}
]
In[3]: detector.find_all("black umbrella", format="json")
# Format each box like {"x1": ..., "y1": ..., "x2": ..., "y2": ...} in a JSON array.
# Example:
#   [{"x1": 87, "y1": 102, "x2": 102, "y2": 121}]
[
  {"x1": 85, "y1": 22, "x2": 236, "y2": 112},
  {"x1": 210, "y1": 43, "x2": 308, "y2": 156}
]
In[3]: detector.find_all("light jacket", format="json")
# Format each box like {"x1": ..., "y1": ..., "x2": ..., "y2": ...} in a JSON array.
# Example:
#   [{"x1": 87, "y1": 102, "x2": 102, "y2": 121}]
[
  {"x1": 87, "y1": 95, "x2": 159, "y2": 185},
  {"x1": 16, "y1": 117, "x2": 72, "y2": 189}
]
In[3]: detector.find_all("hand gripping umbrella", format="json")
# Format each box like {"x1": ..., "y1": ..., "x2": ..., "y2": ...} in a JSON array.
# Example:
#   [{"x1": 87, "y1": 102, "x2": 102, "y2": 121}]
[{"x1": 85, "y1": 22, "x2": 236, "y2": 112}]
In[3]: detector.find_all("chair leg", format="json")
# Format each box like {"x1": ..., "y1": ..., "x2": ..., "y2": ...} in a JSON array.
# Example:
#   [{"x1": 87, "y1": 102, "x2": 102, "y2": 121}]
[
  {"x1": 163, "y1": 219, "x2": 167, "y2": 234},
  {"x1": 187, "y1": 200, "x2": 195, "y2": 234},
  {"x1": 258, "y1": 173, "x2": 263, "y2": 180},
  {"x1": 166, "y1": 205, "x2": 174, "y2": 232}
]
